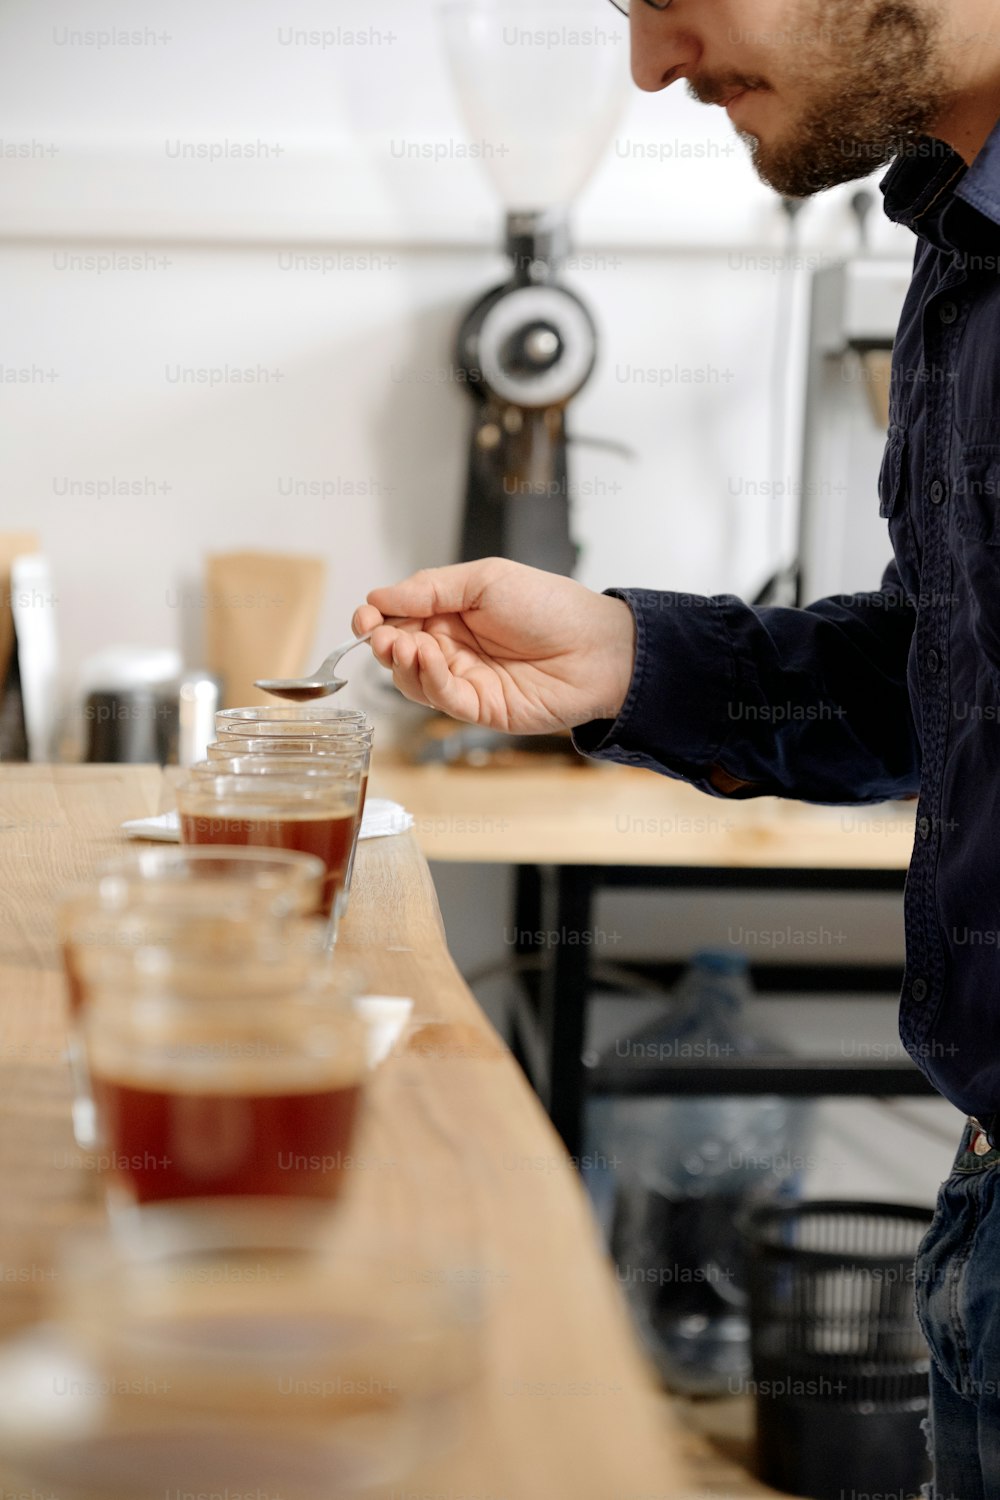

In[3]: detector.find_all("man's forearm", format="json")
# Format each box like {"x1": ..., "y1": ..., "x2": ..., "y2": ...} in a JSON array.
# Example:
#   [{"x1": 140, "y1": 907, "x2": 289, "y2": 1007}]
[{"x1": 573, "y1": 560, "x2": 920, "y2": 806}]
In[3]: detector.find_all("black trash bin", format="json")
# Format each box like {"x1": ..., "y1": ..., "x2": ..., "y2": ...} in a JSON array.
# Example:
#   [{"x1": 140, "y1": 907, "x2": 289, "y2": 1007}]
[{"x1": 739, "y1": 1199, "x2": 934, "y2": 1500}]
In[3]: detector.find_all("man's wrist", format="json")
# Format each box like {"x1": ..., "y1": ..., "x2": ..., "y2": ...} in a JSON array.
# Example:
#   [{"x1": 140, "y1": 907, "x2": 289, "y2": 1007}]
[
  {"x1": 605, "y1": 595, "x2": 638, "y2": 719},
  {"x1": 570, "y1": 594, "x2": 637, "y2": 727}
]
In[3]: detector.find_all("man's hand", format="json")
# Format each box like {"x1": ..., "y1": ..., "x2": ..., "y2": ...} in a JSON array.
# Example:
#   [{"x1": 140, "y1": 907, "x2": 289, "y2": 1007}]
[{"x1": 352, "y1": 558, "x2": 637, "y2": 735}]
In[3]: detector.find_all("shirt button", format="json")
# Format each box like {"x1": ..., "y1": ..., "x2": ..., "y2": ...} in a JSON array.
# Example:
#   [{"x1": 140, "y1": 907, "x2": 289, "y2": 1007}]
[
  {"x1": 917, "y1": 815, "x2": 931, "y2": 840},
  {"x1": 911, "y1": 977, "x2": 928, "y2": 1002},
  {"x1": 929, "y1": 478, "x2": 947, "y2": 505},
  {"x1": 939, "y1": 301, "x2": 959, "y2": 325},
  {"x1": 927, "y1": 649, "x2": 940, "y2": 674}
]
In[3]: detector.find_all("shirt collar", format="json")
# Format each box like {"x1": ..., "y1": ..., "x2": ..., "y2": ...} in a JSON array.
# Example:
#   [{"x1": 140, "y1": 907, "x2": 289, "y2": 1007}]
[{"x1": 881, "y1": 111, "x2": 1000, "y2": 253}]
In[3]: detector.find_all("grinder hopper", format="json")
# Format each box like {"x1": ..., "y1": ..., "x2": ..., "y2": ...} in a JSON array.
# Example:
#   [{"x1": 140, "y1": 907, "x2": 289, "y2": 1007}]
[{"x1": 440, "y1": 0, "x2": 628, "y2": 575}]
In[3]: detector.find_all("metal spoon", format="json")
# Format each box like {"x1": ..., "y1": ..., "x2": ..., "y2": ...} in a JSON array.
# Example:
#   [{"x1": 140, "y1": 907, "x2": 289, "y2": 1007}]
[{"x1": 255, "y1": 619, "x2": 405, "y2": 701}]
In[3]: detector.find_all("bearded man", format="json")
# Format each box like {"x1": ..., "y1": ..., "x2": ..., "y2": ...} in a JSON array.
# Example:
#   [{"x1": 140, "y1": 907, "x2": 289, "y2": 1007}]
[{"x1": 357, "y1": 3, "x2": 1000, "y2": 1487}]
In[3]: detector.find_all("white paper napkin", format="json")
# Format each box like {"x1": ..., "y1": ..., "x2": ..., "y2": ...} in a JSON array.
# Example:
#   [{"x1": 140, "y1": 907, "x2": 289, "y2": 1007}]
[
  {"x1": 121, "y1": 797, "x2": 413, "y2": 844},
  {"x1": 355, "y1": 995, "x2": 413, "y2": 1066}
]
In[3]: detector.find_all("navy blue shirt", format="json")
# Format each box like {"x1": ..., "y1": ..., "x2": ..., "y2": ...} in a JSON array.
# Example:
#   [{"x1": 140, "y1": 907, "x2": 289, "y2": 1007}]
[{"x1": 575, "y1": 119, "x2": 1000, "y2": 1134}]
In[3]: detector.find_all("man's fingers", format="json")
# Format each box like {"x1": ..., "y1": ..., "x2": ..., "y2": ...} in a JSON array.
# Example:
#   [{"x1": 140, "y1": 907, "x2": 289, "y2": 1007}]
[
  {"x1": 368, "y1": 620, "x2": 426, "y2": 668},
  {"x1": 387, "y1": 631, "x2": 432, "y2": 709},
  {"x1": 391, "y1": 632, "x2": 419, "y2": 673},
  {"x1": 413, "y1": 633, "x2": 468, "y2": 712},
  {"x1": 371, "y1": 628, "x2": 482, "y2": 724},
  {"x1": 411, "y1": 634, "x2": 483, "y2": 725},
  {"x1": 366, "y1": 562, "x2": 494, "y2": 622},
  {"x1": 352, "y1": 604, "x2": 384, "y2": 636}
]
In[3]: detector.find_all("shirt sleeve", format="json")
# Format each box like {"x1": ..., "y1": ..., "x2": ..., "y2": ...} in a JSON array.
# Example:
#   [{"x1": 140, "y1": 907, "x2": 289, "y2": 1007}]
[{"x1": 571, "y1": 559, "x2": 919, "y2": 805}]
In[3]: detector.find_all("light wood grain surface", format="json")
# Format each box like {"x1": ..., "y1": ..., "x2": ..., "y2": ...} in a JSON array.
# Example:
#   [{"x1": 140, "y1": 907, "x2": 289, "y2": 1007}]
[
  {"x1": 0, "y1": 764, "x2": 733, "y2": 1500},
  {"x1": 371, "y1": 756, "x2": 916, "y2": 870}
]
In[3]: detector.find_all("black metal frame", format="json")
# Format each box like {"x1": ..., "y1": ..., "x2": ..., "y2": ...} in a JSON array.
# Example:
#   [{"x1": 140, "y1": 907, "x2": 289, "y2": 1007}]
[{"x1": 507, "y1": 863, "x2": 935, "y2": 1157}]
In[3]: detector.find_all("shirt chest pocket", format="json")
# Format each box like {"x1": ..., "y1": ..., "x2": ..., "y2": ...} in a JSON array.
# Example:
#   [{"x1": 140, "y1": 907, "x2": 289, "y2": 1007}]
[
  {"x1": 878, "y1": 426, "x2": 907, "y2": 519},
  {"x1": 953, "y1": 445, "x2": 1000, "y2": 669},
  {"x1": 878, "y1": 425, "x2": 919, "y2": 577},
  {"x1": 955, "y1": 446, "x2": 1000, "y2": 542}
]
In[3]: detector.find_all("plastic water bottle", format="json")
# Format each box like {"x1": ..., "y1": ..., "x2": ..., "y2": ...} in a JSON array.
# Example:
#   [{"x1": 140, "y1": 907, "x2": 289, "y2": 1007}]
[{"x1": 584, "y1": 950, "x2": 813, "y2": 1394}]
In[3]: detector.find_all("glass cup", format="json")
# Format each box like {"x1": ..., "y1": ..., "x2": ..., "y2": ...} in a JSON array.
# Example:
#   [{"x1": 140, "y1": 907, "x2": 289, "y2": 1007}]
[
  {"x1": 81, "y1": 937, "x2": 367, "y2": 1208},
  {"x1": 176, "y1": 768, "x2": 362, "y2": 926},
  {"x1": 0, "y1": 1205, "x2": 482, "y2": 1500},
  {"x1": 203, "y1": 739, "x2": 374, "y2": 912},
  {"x1": 58, "y1": 848, "x2": 328, "y2": 1150}
]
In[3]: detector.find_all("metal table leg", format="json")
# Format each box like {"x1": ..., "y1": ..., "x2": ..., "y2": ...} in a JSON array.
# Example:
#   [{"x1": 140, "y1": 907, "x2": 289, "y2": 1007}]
[{"x1": 542, "y1": 865, "x2": 595, "y2": 1157}]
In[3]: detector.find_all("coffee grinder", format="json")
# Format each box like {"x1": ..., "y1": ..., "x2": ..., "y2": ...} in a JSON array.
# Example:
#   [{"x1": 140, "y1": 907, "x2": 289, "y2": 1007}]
[{"x1": 441, "y1": 0, "x2": 628, "y2": 578}]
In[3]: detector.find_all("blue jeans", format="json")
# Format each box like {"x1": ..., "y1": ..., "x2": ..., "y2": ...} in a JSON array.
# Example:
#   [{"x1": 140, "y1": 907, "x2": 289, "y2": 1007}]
[{"x1": 915, "y1": 1118, "x2": 1000, "y2": 1500}]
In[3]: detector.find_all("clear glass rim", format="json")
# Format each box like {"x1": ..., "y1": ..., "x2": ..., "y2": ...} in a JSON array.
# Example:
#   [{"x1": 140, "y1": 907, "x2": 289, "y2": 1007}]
[
  {"x1": 189, "y1": 755, "x2": 367, "y2": 778},
  {"x1": 176, "y1": 771, "x2": 361, "y2": 800},
  {"x1": 217, "y1": 705, "x2": 369, "y2": 724},
  {"x1": 83, "y1": 971, "x2": 365, "y2": 1023},
  {"x1": 217, "y1": 723, "x2": 374, "y2": 741},
  {"x1": 59, "y1": 849, "x2": 328, "y2": 929},
  {"x1": 62, "y1": 906, "x2": 332, "y2": 957},
  {"x1": 207, "y1": 735, "x2": 372, "y2": 754},
  {"x1": 73, "y1": 924, "x2": 363, "y2": 1008},
  {"x1": 92, "y1": 845, "x2": 328, "y2": 885}
]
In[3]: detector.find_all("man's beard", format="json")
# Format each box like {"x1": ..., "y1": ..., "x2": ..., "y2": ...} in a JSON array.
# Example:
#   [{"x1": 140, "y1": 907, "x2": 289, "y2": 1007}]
[{"x1": 688, "y1": 1, "x2": 955, "y2": 196}]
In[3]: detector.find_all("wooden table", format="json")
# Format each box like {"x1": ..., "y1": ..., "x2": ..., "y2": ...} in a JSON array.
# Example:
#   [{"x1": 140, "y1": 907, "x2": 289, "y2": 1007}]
[
  {"x1": 370, "y1": 755, "x2": 917, "y2": 870},
  {"x1": 370, "y1": 756, "x2": 925, "y2": 1154},
  {"x1": 0, "y1": 765, "x2": 700, "y2": 1500}
]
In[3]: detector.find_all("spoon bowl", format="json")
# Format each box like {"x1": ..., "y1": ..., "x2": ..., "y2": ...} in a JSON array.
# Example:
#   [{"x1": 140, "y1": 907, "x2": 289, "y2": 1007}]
[
  {"x1": 252, "y1": 678, "x2": 349, "y2": 702},
  {"x1": 255, "y1": 620, "x2": 404, "y2": 701}
]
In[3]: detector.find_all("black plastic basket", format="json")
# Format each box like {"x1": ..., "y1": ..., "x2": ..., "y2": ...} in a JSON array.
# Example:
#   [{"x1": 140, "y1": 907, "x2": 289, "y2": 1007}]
[{"x1": 738, "y1": 1199, "x2": 934, "y2": 1500}]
